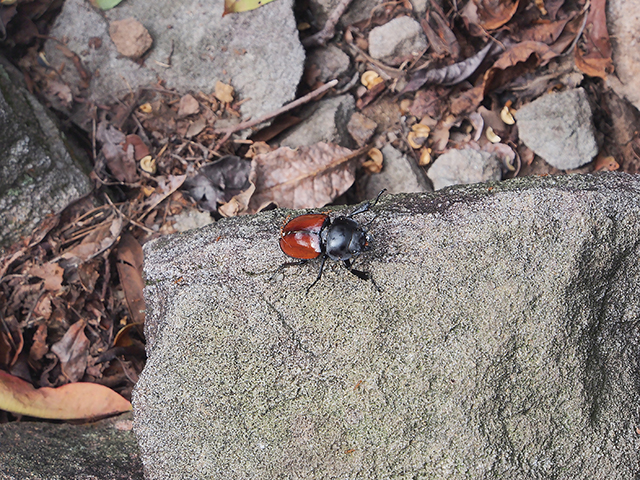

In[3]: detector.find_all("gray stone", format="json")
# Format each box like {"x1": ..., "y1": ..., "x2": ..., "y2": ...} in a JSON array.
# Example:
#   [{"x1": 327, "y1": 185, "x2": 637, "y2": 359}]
[
  {"x1": 427, "y1": 148, "x2": 502, "y2": 190},
  {"x1": 43, "y1": 0, "x2": 304, "y2": 130},
  {"x1": 308, "y1": 0, "x2": 384, "y2": 30},
  {"x1": 515, "y1": 88, "x2": 598, "y2": 170},
  {"x1": 368, "y1": 16, "x2": 428, "y2": 66},
  {"x1": 606, "y1": 0, "x2": 640, "y2": 110},
  {"x1": 0, "y1": 412, "x2": 142, "y2": 479},
  {"x1": 306, "y1": 45, "x2": 351, "y2": 83},
  {"x1": 410, "y1": 0, "x2": 442, "y2": 16},
  {"x1": 134, "y1": 173, "x2": 640, "y2": 479},
  {"x1": 278, "y1": 94, "x2": 356, "y2": 148},
  {"x1": 347, "y1": 111, "x2": 377, "y2": 147},
  {"x1": 0, "y1": 56, "x2": 92, "y2": 252},
  {"x1": 362, "y1": 144, "x2": 430, "y2": 197}
]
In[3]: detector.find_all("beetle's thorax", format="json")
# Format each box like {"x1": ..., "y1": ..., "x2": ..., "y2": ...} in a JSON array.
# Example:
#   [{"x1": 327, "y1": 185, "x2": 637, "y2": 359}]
[{"x1": 322, "y1": 216, "x2": 369, "y2": 261}]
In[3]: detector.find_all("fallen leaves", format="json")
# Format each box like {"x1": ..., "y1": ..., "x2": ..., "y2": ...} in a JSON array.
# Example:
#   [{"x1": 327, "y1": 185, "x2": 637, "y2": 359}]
[
  {"x1": 50, "y1": 320, "x2": 90, "y2": 383},
  {"x1": 223, "y1": 0, "x2": 277, "y2": 16},
  {"x1": 249, "y1": 142, "x2": 362, "y2": 211},
  {"x1": 0, "y1": 370, "x2": 131, "y2": 420},
  {"x1": 574, "y1": 0, "x2": 614, "y2": 79}
]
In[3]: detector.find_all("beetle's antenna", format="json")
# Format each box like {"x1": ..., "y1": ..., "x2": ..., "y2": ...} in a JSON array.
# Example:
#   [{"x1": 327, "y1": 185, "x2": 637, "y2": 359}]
[{"x1": 349, "y1": 189, "x2": 387, "y2": 218}]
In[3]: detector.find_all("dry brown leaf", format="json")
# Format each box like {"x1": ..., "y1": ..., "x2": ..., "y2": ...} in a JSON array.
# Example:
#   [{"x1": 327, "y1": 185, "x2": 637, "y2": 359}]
[
  {"x1": 421, "y1": 9, "x2": 460, "y2": 58},
  {"x1": 29, "y1": 323, "x2": 49, "y2": 365},
  {"x1": 27, "y1": 262, "x2": 64, "y2": 291},
  {"x1": 139, "y1": 174, "x2": 187, "y2": 219},
  {"x1": 116, "y1": 233, "x2": 146, "y2": 325},
  {"x1": 60, "y1": 216, "x2": 124, "y2": 264},
  {"x1": 477, "y1": 0, "x2": 519, "y2": 30},
  {"x1": 574, "y1": 0, "x2": 613, "y2": 79},
  {"x1": 96, "y1": 121, "x2": 139, "y2": 184},
  {"x1": 50, "y1": 320, "x2": 90, "y2": 383},
  {"x1": 0, "y1": 316, "x2": 23, "y2": 369},
  {"x1": 0, "y1": 369, "x2": 131, "y2": 420},
  {"x1": 123, "y1": 134, "x2": 150, "y2": 161},
  {"x1": 248, "y1": 142, "x2": 361, "y2": 212},
  {"x1": 482, "y1": 41, "x2": 559, "y2": 97},
  {"x1": 218, "y1": 182, "x2": 256, "y2": 217}
]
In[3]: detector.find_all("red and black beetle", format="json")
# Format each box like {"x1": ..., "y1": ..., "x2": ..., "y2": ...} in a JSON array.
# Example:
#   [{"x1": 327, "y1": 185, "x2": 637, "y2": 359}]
[{"x1": 278, "y1": 190, "x2": 386, "y2": 293}]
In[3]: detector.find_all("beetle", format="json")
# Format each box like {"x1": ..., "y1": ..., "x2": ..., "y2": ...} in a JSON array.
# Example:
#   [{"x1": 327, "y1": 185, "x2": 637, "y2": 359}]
[{"x1": 278, "y1": 189, "x2": 386, "y2": 293}]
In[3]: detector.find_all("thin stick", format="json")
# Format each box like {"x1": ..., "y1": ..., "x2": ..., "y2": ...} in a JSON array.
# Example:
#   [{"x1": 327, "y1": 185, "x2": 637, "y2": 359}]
[
  {"x1": 213, "y1": 79, "x2": 338, "y2": 148},
  {"x1": 302, "y1": 0, "x2": 354, "y2": 47}
]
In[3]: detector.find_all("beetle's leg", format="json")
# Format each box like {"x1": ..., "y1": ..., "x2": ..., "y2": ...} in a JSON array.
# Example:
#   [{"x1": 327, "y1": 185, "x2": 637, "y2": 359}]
[
  {"x1": 348, "y1": 189, "x2": 387, "y2": 218},
  {"x1": 306, "y1": 256, "x2": 327, "y2": 294},
  {"x1": 271, "y1": 259, "x2": 307, "y2": 282},
  {"x1": 343, "y1": 259, "x2": 381, "y2": 291}
]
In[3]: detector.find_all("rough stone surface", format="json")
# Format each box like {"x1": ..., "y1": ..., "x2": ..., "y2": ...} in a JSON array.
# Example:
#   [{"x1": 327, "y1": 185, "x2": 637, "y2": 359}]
[
  {"x1": 134, "y1": 173, "x2": 640, "y2": 479},
  {"x1": 306, "y1": 45, "x2": 352, "y2": 83},
  {"x1": 368, "y1": 16, "x2": 428, "y2": 66},
  {"x1": 347, "y1": 111, "x2": 377, "y2": 147},
  {"x1": 607, "y1": 0, "x2": 640, "y2": 110},
  {"x1": 0, "y1": 412, "x2": 143, "y2": 479},
  {"x1": 515, "y1": 88, "x2": 598, "y2": 170},
  {"x1": 0, "y1": 56, "x2": 92, "y2": 252},
  {"x1": 362, "y1": 144, "x2": 430, "y2": 196},
  {"x1": 43, "y1": 0, "x2": 304, "y2": 130},
  {"x1": 427, "y1": 148, "x2": 502, "y2": 190},
  {"x1": 278, "y1": 94, "x2": 356, "y2": 148}
]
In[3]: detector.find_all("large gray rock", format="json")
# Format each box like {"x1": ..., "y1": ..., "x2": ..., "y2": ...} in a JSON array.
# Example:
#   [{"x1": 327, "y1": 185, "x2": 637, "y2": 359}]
[
  {"x1": 278, "y1": 94, "x2": 356, "y2": 148},
  {"x1": 428, "y1": 148, "x2": 502, "y2": 190},
  {"x1": 43, "y1": 0, "x2": 304, "y2": 129},
  {"x1": 0, "y1": 57, "x2": 92, "y2": 252},
  {"x1": 134, "y1": 173, "x2": 640, "y2": 479},
  {"x1": 362, "y1": 144, "x2": 431, "y2": 197},
  {"x1": 0, "y1": 412, "x2": 142, "y2": 479},
  {"x1": 515, "y1": 88, "x2": 598, "y2": 170}
]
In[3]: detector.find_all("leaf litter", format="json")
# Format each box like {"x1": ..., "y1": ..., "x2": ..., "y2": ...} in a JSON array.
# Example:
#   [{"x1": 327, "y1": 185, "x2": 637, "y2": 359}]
[{"x1": 0, "y1": 0, "x2": 637, "y2": 422}]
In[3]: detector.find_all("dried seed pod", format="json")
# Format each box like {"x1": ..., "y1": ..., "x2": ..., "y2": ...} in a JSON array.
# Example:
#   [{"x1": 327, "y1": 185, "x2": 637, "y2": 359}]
[
  {"x1": 140, "y1": 155, "x2": 157, "y2": 174},
  {"x1": 500, "y1": 105, "x2": 515, "y2": 125},
  {"x1": 138, "y1": 102, "x2": 153, "y2": 113},
  {"x1": 362, "y1": 147, "x2": 383, "y2": 173},
  {"x1": 411, "y1": 123, "x2": 431, "y2": 136},
  {"x1": 361, "y1": 71, "x2": 383, "y2": 90},
  {"x1": 486, "y1": 126, "x2": 501, "y2": 144},
  {"x1": 419, "y1": 147, "x2": 432, "y2": 166}
]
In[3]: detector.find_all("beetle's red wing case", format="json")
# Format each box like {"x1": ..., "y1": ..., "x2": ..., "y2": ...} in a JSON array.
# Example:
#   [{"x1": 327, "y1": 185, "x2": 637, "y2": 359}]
[
  {"x1": 279, "y1": 214, "x2": 328, "y2": 259},
  {"x1": 280, "y1": 232, "x2": 322, "y2": 259},
  {"x1": 281, "y1": 214, "x2": 327, "y2": 234}
]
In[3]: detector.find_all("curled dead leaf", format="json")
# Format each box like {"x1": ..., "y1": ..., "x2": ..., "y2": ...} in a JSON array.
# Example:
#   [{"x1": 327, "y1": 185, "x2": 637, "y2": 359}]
[
  {"x1": 50, "y1": 320, "x2": 89, "y2": 383},
  {"x1": 0, "y1": 370, "x2": 131, "y2": 420},
  {"x1": 116, "y1": 234, "x2": 146, "y2": 325}
]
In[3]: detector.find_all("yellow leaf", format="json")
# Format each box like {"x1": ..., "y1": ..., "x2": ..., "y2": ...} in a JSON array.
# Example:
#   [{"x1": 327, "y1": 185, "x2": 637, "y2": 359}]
[
  {"x1": 223, "y1": 0, "x2": 277, "y2": 15},
  {"x1": 0, "y1": 370, "x2": 131, "y2": 420}
]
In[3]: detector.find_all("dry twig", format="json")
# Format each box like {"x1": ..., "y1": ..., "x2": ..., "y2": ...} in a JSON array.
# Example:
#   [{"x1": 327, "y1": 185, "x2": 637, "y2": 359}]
[
  {"x1": 302, "y1": 0, "x2": 354, "y2": 47},
  {"x1": 213, "y1": 79, "x2": 338, "y2": 148}
]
